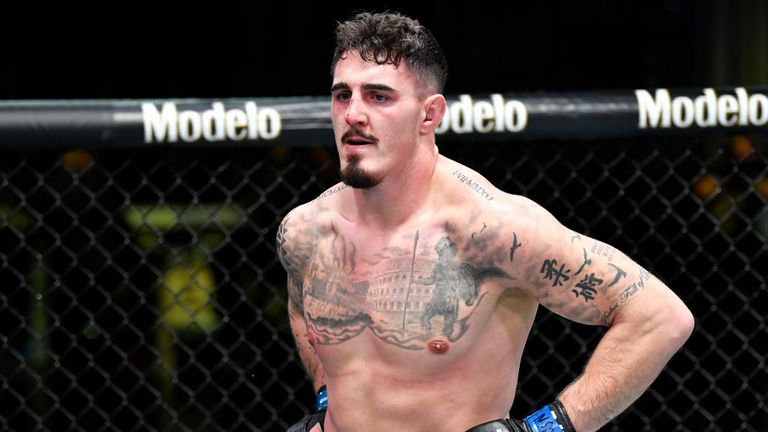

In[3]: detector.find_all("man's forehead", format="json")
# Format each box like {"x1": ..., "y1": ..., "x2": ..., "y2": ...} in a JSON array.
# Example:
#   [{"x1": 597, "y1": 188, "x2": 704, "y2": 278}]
[{"x1": 332, "y1": 51, "x2": 415, "y2": 88}]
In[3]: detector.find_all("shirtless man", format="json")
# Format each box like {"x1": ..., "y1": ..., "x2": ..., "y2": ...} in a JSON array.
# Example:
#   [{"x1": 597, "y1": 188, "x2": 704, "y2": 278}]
[{"x1": 278, "y1": 11, "x2": 694, "y2": 432}]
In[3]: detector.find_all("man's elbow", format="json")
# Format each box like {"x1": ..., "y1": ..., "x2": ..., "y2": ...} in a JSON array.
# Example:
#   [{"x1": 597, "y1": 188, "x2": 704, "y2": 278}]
[{"x1": 665, "y1": 301, "x2": 695, "y2": 348}]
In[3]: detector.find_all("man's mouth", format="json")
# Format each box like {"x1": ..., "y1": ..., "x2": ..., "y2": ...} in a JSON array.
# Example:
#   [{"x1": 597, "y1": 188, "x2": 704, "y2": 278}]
[
  {"x1": 342, "y1": 130, "x2": 378, "y2": 146},
  {"x1": 346, "y1": 138, "x2": 371, "y2": 145}
]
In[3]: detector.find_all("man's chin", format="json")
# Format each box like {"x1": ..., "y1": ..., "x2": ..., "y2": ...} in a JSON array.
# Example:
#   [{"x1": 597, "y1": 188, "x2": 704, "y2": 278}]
[
  {"x1": 340, "y1": 165, "x2": 380, "y2": 189},
  {"x1": 340, "y1": 153, "x2": 383, "y2": 189},
  {"x1": 341, "y1": 175, "x2": 379, "y2": 189}
]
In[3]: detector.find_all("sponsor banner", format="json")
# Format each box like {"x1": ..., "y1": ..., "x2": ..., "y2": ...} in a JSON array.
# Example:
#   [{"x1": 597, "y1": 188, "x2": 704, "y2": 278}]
[
  {"x1": 635, "y1": 88, "x2": 768, "y2": 129},
  {"x1": 0, "y1": 87, "x2": 765, "y2": 148},
  {"x1": 141, "y1": 101, "x2": 282, "y2": 143}
]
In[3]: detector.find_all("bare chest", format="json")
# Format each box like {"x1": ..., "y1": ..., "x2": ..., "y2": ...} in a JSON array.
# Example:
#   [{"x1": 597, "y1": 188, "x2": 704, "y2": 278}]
[{"x1": 301, "y1": 222, "x2": 512, "y2": 351}]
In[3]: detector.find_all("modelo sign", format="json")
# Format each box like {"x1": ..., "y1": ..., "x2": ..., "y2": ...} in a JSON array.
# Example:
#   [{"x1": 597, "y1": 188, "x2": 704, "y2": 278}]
[
  {"x1": 636, "y1": 87, "x2": 768, "y2": 129},
  {"x1": 142, "y1": 101, "x2": 282, "y2": 143},
  {"x1": 436, "y1": 94, "x2": 528, "y2": 135}
]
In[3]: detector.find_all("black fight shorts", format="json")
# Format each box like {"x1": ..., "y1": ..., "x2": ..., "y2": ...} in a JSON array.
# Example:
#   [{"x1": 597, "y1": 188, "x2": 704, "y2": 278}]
[{"x1": 286, "y1": 410, "x2": 326, "y2": 432}]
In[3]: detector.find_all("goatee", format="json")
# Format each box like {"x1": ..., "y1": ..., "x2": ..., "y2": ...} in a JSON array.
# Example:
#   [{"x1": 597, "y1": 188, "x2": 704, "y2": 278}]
[{"x1": 340, "y1": 154, "x2": 381, "y2": 189}]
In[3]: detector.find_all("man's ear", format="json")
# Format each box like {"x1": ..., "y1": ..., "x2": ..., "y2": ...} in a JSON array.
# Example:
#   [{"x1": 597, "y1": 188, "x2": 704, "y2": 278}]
[{"x1": 420, "y1": 94, "x2": 447, "y2": 135}]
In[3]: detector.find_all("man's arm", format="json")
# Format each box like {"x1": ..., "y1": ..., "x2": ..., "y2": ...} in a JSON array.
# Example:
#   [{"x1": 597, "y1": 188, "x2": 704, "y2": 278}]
[
  {"x1": 287, "y1": 275, "x2": 327, "y2": 393},
  {"x1": 513, "y1": 201, "x2": 695, "y2": 431},
  {"x1": 277, "y1": 208, "x2": 327, "y2": 393},
  {"x1": 554, "y1": 250, "x2": 693, "y2": 431}
]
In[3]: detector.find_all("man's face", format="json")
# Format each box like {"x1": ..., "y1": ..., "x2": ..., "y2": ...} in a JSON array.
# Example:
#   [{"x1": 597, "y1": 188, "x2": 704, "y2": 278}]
[{"x1": 331, "y1": 51, "x2": 425, "y2": 189}]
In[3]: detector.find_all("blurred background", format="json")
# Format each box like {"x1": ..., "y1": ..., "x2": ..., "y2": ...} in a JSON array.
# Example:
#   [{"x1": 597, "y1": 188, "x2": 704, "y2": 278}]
[
  {"x1": 0, "y1": 1, "x2": 766, "y2": 431},
  {"x1": 1, "y1": 0, "x2": 766, "y2": 98}
]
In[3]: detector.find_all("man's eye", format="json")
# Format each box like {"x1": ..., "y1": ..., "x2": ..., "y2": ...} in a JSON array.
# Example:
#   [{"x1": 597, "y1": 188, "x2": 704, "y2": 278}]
[
  {"x1": 335, "y1": 92, "x2": 351, "y2": 101},
  {"x1": 372, "y1": 94, "x2": 388, "y2": 102}
]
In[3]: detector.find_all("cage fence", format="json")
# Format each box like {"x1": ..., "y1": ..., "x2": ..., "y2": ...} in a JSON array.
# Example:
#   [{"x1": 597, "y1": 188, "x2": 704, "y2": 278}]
[{"x1": 0, "y1": 133, "x2": 766, "y2": 431}]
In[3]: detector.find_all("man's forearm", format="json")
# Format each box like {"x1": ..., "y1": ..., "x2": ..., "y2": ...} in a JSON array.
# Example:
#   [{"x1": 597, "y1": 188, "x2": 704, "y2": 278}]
[
  {"x1": 288, "y1": 300, "x2": 327, "y2": 392},
  {"x1": 297, "y1": 337, "x2": 326, "y2": 392},
  {"x1": 558, "y1": 300, "x2": 693, "y2": 431}
]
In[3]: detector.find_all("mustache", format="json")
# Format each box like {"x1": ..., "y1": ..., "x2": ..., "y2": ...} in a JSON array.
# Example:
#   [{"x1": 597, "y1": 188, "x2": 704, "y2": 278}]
[{"x1": 341, "y1": 129, "x2": 379, "y2": 144}]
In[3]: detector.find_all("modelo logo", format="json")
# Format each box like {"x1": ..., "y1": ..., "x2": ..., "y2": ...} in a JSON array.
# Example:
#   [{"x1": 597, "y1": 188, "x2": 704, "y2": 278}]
[
  {"x1": 436, "y1": 94, "x2": 528, "y2": 134},
  {"x1": 636, "y1": 87, "x2": 768, "y2": 129},
  {"x1": 142, "y1": 102, "x2": 282, "y2": 143}
]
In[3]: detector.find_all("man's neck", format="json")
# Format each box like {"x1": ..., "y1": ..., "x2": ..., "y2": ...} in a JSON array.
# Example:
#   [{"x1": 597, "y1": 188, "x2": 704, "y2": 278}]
[{"x1": 349, "y1": 151, "x2": 440, "y2": 230}]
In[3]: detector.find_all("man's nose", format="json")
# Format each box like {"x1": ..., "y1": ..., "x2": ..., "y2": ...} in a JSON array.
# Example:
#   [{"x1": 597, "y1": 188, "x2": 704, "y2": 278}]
[{"x1": 345, "y1": 97, "x2": 368, "y2": 126}]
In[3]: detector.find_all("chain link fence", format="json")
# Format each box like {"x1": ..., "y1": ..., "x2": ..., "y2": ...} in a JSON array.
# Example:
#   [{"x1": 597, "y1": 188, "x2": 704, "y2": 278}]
[{"x1": 1, "y1": 134, "x2": 766, "y2": 431}]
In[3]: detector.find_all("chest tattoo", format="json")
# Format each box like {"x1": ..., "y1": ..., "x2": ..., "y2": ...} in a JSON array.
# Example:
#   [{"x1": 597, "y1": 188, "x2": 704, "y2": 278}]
[{"x1": 302, "y1": 229, "x2": 513, "y2": 350}]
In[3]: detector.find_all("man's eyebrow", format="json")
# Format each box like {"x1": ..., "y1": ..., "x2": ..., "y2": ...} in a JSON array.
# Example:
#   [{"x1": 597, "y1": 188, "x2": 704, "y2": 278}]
[
  {"x1": 330, "y1": 82, "x2": 350, "y2": 93},
  {"x1": 362, "y1": 83, "x2": 396, "y2": 93},
  {"x1": 330, "y1": 82, "x2": 396, "y2": 93}
]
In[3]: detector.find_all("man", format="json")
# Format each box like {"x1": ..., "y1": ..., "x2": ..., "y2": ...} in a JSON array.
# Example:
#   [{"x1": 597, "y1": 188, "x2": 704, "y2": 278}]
[{"x1": 277, "y1": 11, "x2": 694, "y2": 432}]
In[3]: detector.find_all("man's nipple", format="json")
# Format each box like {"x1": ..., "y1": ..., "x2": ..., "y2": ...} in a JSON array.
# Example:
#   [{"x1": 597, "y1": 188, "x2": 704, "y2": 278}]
[{"x1": 427, "y1": 339, "x2": 450, "y2": 354}]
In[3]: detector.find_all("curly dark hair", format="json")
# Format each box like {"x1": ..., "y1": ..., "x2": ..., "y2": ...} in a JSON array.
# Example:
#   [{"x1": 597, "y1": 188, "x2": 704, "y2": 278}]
[{"x1": 331, "y1": 11, "x2": 448, "y2": 94}]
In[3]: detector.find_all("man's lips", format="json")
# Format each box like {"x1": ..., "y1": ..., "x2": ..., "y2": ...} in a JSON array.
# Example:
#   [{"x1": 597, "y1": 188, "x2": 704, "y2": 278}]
[
  {"x1": 346, "y1": 138, "x2": 371, "y2": 145},
  {"x1": 341, "y1": 130, "x2": 378, "y2": 145}
]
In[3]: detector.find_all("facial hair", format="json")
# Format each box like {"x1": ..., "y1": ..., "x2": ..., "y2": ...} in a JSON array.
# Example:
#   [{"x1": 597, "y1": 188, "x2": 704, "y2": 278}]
[
  {"x1": 339, "y1": 128, "x2": 381, "y2": 189},
  {"x1": 340, "y1": 154, "x2": 381, "y2": 189}
]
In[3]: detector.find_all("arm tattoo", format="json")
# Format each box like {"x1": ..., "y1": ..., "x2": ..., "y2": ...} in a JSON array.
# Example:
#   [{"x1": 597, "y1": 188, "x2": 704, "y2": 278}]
[
  {"x1": 600, "y1": 268, "x2": 654, "y2": 325},
  {"x1": 574, "y1": 247, "x2": 592, "y2": 275},
  {"x1": 572, "y1": 273, "x2": 603, "y2": 302},
  {"x1": 639, "y1": 268, "x2": 651, "y2": 281},
  {"x1": 287, "y1": 275, "x2": 305, "y2": 314},
  {"x1": 606, "y1": 263, "x2": 627, "y2": 287},
  {"x1": 276, "y1": 216, "x2": 291, "y2": 272},
  {"x1": 277, "y1": 212, "x2": 315, "y2": 310},
  {"x1": 277, "y1": 214, "x2": 312, "y2": 278},
  {"x1": 540, "y1": 258, "x2": 571, "y2": 287},
  {"x1": 590, "y1": 241, "x2": 616, "y2": 261}
]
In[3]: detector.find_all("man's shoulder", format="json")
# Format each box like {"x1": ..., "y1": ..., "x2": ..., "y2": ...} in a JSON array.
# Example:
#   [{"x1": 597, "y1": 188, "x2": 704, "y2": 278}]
[
  {"x1": 493, "y1": 192, "x2": 549, "y2": 217},
  {"x1": 438, "y1": 157, "x2": 547, "y2": 219},
  {"x1": 313, "y1": 182, "x2": 350, "y2": 203},
  {"x1": 286, "y1": 183, "x2": 348, "y2": 218},
  {"x1": 280, "y1": 182, "x2": 346, "y2": 231},
  {"x1": 439, "y1": 157, "x2": 499, "y2": 203}
]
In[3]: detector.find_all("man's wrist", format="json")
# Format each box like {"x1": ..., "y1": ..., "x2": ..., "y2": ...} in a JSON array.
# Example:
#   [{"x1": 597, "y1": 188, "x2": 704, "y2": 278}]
[
  {"x1": 314, "y1": 384, "x2": 328, "y2": 412},
  {"x1": 512, "y1": 399, "x2": 575, "y2": 432}
]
